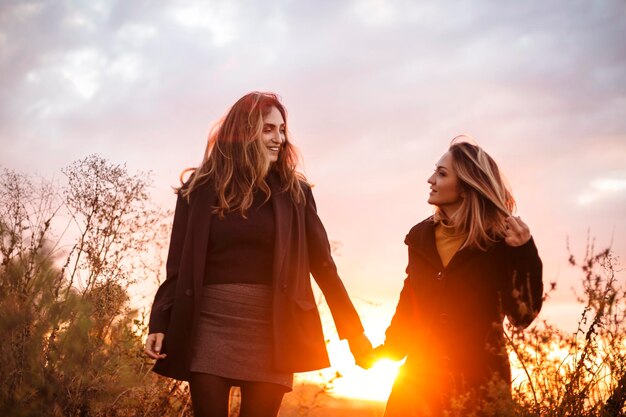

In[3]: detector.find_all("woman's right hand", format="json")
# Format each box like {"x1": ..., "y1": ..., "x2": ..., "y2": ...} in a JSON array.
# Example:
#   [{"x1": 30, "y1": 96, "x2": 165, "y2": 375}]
[
  {"x1": 504, "y1": 216, "x2": 532, "y2": 247},
  {"x1": 144, "y1": 333, "x2": 167, "y2": 360}
]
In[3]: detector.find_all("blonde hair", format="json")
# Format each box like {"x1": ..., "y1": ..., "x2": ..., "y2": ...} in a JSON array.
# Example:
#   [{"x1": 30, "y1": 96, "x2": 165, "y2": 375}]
[
  {"x1": 435, "y1": 136, "x2": 516, "y2": 251},
  {"x1": 179, "y1": 92, "x2": 305, "y2": 217}
]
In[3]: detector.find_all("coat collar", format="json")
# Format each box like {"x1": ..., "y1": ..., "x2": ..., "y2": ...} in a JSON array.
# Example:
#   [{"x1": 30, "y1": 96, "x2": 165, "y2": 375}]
[
  {"x1": 405, "y1": 216, "x2": 478, "y2": 272},
  {"x1": 405, "y1": 217, "x2": 443, "y2": 270}
]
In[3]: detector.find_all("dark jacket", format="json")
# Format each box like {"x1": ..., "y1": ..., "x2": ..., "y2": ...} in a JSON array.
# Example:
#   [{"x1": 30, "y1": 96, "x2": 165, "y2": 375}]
[
  {"x1": 148, "y1": 178, "x2": 365, "y2": 381},
  {"x1": 381, "y1": 217, "x2": 543, "y2": 400}
]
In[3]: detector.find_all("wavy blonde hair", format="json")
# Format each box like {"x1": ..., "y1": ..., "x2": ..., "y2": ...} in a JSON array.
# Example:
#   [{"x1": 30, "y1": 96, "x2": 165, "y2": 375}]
[
  {"x1": 179, "y1": 92, "x2": 305, "y2": 217},
  {"x1": 435, "y1": 136, "x2": 516, "y2": 251}
]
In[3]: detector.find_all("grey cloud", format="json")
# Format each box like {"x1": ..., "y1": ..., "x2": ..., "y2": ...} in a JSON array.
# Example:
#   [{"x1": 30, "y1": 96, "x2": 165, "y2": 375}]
[{"x1": 0, "y1": 0, "x2": 625, "y2": 310}]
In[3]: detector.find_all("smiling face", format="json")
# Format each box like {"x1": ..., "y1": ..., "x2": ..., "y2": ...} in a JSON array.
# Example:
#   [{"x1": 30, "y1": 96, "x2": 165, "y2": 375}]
[
  {"x1": 427, "y1": 151, "x2": 464, "y2": 217},
  {"x1": 261, "y1": 106, "x2": 286, "y2": 163}
]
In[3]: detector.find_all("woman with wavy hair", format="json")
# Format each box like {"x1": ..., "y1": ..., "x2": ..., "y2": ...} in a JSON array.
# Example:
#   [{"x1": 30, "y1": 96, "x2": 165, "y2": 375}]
[
  {"x1": 144, "y1": 92, "x2": 371, "y2": 417},
  {"x1": 374, "y1": 137, "x2": 543, "y2": 416}
]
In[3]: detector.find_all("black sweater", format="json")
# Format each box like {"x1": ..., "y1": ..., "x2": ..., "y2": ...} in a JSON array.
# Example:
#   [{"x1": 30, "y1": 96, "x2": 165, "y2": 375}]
[{"x1": 203, "y1": 189, "x2": 275, "y2": 285}]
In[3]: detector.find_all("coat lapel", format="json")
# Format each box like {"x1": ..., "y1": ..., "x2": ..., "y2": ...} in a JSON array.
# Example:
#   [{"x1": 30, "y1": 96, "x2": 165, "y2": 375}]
[
  {"x1": 191, "y1": 185, "x2": 217, "y2": 299},
  {"x1": 445, "y1": 246, "x2": 475, "y2": 273},
  {"x1": 269, "y1": 175, "x2": 292, "y2": 282}
]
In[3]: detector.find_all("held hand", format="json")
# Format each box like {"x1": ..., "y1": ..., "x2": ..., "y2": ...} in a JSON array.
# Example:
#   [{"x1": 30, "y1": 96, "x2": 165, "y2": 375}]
[
  {"x1": 354, "y1": 344, "x2": 388, "y2": 370},
  {"x1": 348, "y1": 333, "x2": 374, "y2": 369},
  {"x1": 144, "y1": 333, "x2": 167, "y2": 360},
  {"x1": 504, "y1": 216, "x2": 531, "y2": 247}
]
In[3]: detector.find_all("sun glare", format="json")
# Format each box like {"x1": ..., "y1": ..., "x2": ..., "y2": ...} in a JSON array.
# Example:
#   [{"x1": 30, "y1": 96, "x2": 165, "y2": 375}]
[
  {"x1": 331, "y1": 358, "x2": 402, "y2": 401},
  {"x1": 296, "y1": 338, "x2": 402, "y2": 402}
]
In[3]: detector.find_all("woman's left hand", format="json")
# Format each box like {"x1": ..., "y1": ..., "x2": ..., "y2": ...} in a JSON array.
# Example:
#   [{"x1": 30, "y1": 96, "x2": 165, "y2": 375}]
[{"x1": 504, "y1": 216, "x2": 532, "y2": 247}]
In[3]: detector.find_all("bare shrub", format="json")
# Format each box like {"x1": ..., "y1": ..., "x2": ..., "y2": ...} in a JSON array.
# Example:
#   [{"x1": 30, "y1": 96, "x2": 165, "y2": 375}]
[
  {"x1": 0, "y1": 156, "x2": 190, "y2": 417},
  {"x1": 505, "y1": 241, "x2": 625, "y2": 417}
]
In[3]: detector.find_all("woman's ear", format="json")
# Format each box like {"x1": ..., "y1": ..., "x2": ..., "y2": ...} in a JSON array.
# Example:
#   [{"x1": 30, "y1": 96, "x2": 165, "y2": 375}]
[{"x1": 458, "y1": 184, "x2": 467, "y2": 199}]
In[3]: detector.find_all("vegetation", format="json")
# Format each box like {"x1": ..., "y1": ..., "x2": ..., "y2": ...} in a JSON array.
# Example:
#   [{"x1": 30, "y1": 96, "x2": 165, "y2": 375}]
[
  {"x1": 0, "y1": 156, "x2": 191, "y2": 417},
  {"x1": 504, "y1": 242, "x2": 626, "y2": 417},
  {"x1": 0, "y1": 156, "x2": 624, "y2": 416}
]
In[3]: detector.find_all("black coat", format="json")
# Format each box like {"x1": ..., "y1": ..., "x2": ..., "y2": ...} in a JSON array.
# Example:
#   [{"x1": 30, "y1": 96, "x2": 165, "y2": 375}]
[
  {"x1": 148, "y1": 178, "x2": 364, "y2": 381},
  {"x1": 381, "y1": 217, "x2": 543, "y2": 413}
]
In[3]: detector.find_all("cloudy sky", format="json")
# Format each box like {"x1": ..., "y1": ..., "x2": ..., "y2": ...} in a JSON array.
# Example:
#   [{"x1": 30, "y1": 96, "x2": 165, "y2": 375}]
[{"x1": 1, "y1": 0, "x2": 625, "y2": 333}]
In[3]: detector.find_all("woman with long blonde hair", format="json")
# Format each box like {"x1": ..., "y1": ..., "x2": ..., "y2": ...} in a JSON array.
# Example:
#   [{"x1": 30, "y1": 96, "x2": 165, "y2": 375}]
[
  {"x1": 144, "y1": 92, "x2": 371, "y2": 417},
  {"x1": 374, "y1": 138, "x2": 543, "y2": 416}
]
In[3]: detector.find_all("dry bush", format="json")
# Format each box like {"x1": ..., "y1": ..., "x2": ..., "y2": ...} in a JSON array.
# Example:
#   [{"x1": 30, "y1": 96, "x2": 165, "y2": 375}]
[
  {"x1": 504, "y1": 241, "x2": 625, "y2": 417},
  {"x1": 0, "y1": 156, "x2": 190, "y2": 417}
]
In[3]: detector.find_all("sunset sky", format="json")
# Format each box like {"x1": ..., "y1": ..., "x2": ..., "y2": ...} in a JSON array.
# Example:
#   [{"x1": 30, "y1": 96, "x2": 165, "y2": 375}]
[{"x1": 1, "y1": 0, "x2": 625, "y2": 337}]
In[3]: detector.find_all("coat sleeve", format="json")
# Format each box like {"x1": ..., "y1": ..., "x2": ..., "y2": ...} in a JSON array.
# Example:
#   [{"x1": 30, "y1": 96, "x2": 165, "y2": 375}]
[
  {"x1": 499, "y1": 237, "x2": 544, "y2": 329},
  {"x1": 304, "y1": 185, "x2": 365, "y2": 340},
  {"x1": 378, "y1": 274, "x2": 415, "y2": 361},
  {"x1": 148, "y1": 192, "x2": 190, "y2": 334}
]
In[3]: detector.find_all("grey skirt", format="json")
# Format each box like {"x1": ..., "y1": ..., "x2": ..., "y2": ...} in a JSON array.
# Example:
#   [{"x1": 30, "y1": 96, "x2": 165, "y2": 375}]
[{"x1": 190, "y1": 283, "x2": 293, "y2": 390}]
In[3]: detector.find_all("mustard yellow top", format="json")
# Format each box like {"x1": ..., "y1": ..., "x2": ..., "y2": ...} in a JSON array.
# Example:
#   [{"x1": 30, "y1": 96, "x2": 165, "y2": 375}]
[{"x1": 434, "y1": 222, "x2": 467, "y2": 267}]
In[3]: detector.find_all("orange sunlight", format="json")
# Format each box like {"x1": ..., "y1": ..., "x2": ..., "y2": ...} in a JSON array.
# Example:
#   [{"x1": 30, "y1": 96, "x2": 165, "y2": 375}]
[
  {"x1": 292, "y1": 293, "x2": 404, "y2": 401},
  {"x1": 331, "y1": 358, "x2": 402, "y2": 401},
  {"x1": 296, "y1": 337, "x2": 402, "y2": 402},
  {"x1": 296, "y1": 297, "x2": 404, "y2": 403}
]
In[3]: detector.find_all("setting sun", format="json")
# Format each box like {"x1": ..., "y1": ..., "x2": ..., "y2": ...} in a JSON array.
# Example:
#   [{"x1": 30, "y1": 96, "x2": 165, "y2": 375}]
[
  {"x1": 331, "y1": 359, "x2": 402, "y2": 401},
  {"x1": 296, "y1": 336, "x2": 403, "y2": 402}
]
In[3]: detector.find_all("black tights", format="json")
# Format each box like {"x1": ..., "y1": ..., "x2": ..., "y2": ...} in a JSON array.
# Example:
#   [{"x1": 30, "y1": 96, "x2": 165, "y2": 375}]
[{"x1": 189, "y1": 373, "x2": 286, "y2": 417}]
